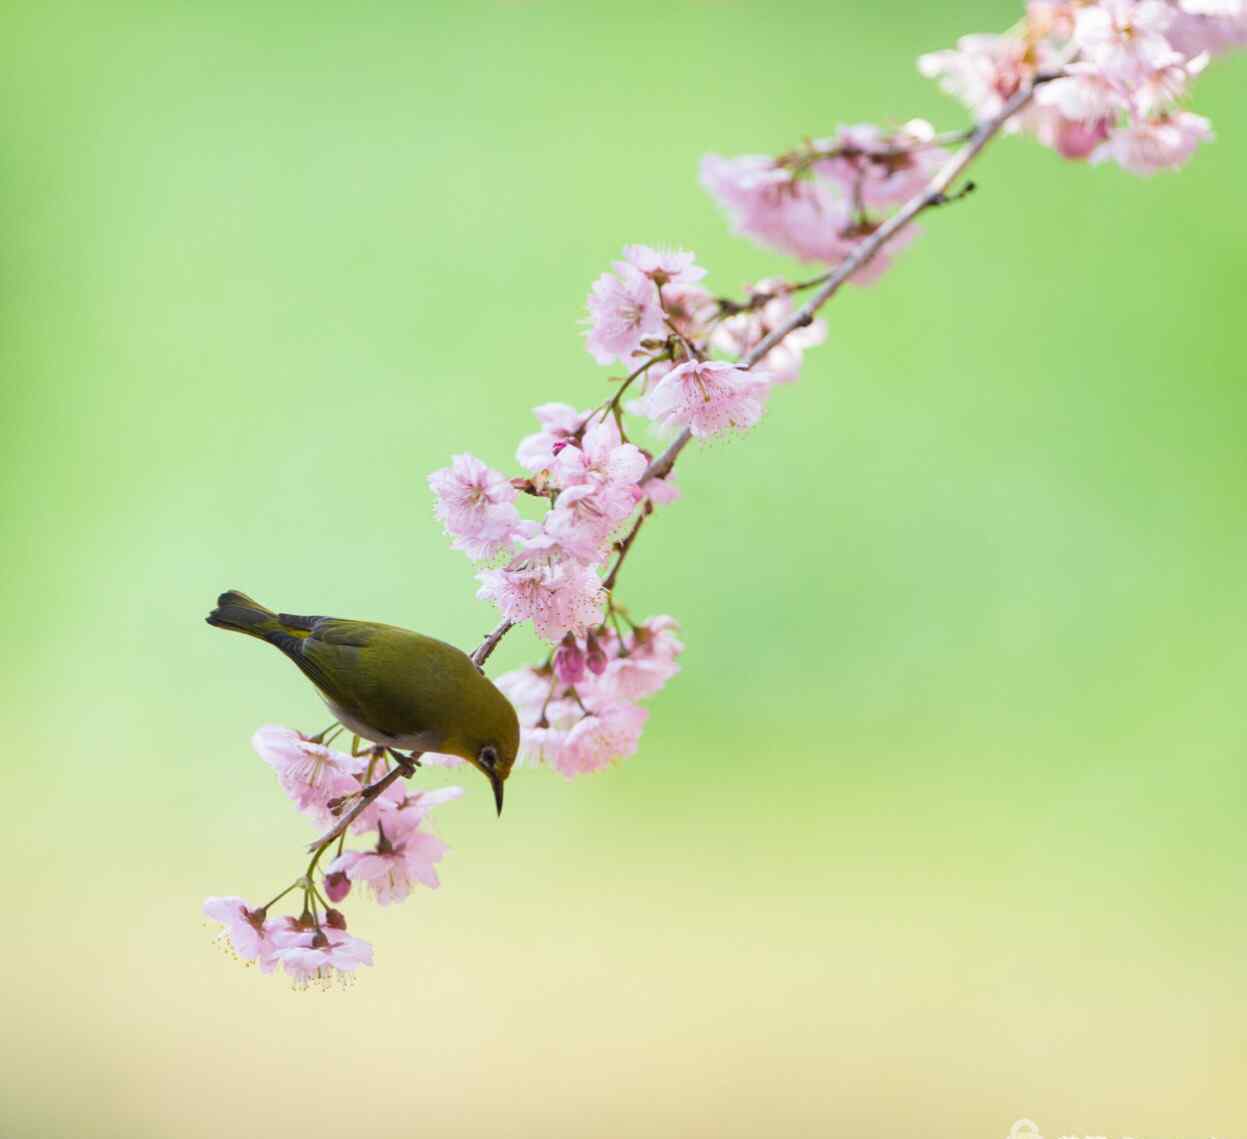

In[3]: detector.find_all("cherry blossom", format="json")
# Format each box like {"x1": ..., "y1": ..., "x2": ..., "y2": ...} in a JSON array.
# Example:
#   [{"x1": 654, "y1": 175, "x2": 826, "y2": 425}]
[
  {"x1": 494, "y1": 665, "x2": 553, "y2": 725},
  {"x1": 476, "y1": 557, "x2": 604, "y2": 642},
  {"x1": 551, "y1": 701, "x2": 649, "y2": 779},
  {"x1": 585, "y1": 263, "x2": 665, "y2": 365},
  {"x1": 1074, "y1": 1, "x2": 1180, "y2": 82},
  {"x1": 641, "y1": 359, "x2": 771, "y2": 439},
  {"x1": 347, "y1": 768, "x2": 408, "y2": 834},
  {"x1": 553, "y1": 416, "x2": 647, "y2": 493},
  {"x1": 659, "y1": 282, "x2": 717, "y2": 345},
  {"x1": 537, "y1": 420, "x2": 647, "y2": 561},
  {"x1": 701, "y1": 151, "x2": 924, "y2": 279},
  {"x1": 699, "y1": 155, "x2": 855, "y2": 264},
  {"x1": 494, "y1": 673, "x2": 579, "y2": 769},
  {"x1": 379, "y1": 785, "x2": 464, "y2": 836},
  {"x1": 1034, "y1": 111, "x2": 1115, "y2": 160},
  {"x1": 276, "y1": 929, "x2": 374, "y2": 989},
  {"x1": 620, "y1": 244, "x2": 706, "y2": 287},
  {"x1": 640, "y1": 472, "x2": 681, "y2": 505},
  {"x1": 251, "y1": 725, "x2": 365, "y2": 821},
  {"x1": 516, "y1": 403, "x2": 586, "y2": 472},
  {"x1": 1031, "y1": 68, "x2": 1124, "y2": 158},
  {"x1": 1180, "y1": 0, "x2": 1244, "y2": 12},
  {"x1": 1093, "y1": 110, "x2": 1214, "y2": 173},
  {"x1": 532, "y1": 493, "x2": 609, "y2": 564},
  {"x1": 814, "y1": 121, "x2": 947, "y2": 209},
  {"x1": 918, "y1": 34, "x2": 1037, "y2": 120},
  {"x1": 203, "y1": 896, "x2": 283, "y2": 972},
  {"x1": 1027, "y1": 1, "x2": 1079, "y2": 41},
  {"x1": 329, "y1": 825, "x2": 448, "y2": 906},
  {"x1": 542, "y1": 465, "x2": 642, "y2": 564},
  {"x1": 518, "y1": 713, "x2": 576, "y2": 768},
  {"x1": 1131, "y1": 50, "x2": 1209, "y2": 116},
  {"x1": 487, "y1": 615, "x2": 680, "y2": 782},
  {"x1": 918, "y1": 2, "x2": 1228, "y2": 176},
  {"x1": 597, "y1": 617, "x2": 684, "y2": 702},
  {"x1": 1168, "y1": 6, "x2": 1247, "y2": 55},
  {"x1": 428, "y1": 452, "x2": 522, "y2": 560}
]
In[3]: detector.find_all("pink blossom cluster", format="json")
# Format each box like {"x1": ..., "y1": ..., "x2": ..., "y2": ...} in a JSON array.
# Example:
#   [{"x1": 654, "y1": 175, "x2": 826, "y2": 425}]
[
  {"x1": 700, "y1": 118, "x2": 941, "y2": 277},
  {"x1": 495, "y1": 616, "x2": 683, "y2": 779},
  {"x1": 428, "y1": 245, "x2": 832, "y2": 655},
  {"x1": 921, "y1": 0, "x2": 1240, "y2": 173},
  {"x1": 435, "y1": 415, "x2": 641, "y2": 643},
  {"x1": 424, "y1": 245, "x2": 841, "y2": 773},
  {"x1": 204, "y1": 726, "x2": 462, "y2": 987},
  {"x1": 203, "y1": 896, "x2": 373, "y2": 989},
  {"x1": 697, "y1": 2, "x2": 1241, "y2": 286}
]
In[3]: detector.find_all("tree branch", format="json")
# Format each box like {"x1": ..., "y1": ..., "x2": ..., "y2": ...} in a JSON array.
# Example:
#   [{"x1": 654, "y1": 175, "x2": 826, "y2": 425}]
[
  {"x1": 779, "y1": 125, "x2": 975, "y2": 171},
  {"x1": 471, "y1": 619, "x2": 514, "y2": 670},
  {"x1": 641, "y1": 76, "x2": 1052, "y2": 485},
  {"x1": 472, "y1": 75, "x2": 1054, "y2": 665},
  {"x1": 602, "y1": 509, "x2": 648, "y2": 592},
  {"x1": 305, "y1": 757, "x2": 419, "y2": 854}
]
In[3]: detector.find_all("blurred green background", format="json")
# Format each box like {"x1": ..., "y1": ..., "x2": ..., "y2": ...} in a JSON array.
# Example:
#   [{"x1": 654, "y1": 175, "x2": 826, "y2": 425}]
[{"x1": 3, "y1": 2, "x2": 1245, "y2": 1135}]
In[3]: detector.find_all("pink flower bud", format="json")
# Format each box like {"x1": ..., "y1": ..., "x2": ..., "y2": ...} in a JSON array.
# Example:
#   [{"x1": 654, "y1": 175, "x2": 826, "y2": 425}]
[
  {"x1": 553, "y1": 633, "x2": 586, "y2": 685},
  {"x1": 325, "y1": 908, "x2": 347, "y2": 930},
  {"x1": 586, "y1": 630, "x2": 608, "y2": 676},
  {"x1": 323, "y1": 871, "x2": 351, "y2": 903}
]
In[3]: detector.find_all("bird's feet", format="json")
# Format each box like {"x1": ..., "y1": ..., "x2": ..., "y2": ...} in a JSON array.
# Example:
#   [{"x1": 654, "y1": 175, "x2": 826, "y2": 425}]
[{"x1": 387, "y1": 748, "x2": 422, "y2": 778}]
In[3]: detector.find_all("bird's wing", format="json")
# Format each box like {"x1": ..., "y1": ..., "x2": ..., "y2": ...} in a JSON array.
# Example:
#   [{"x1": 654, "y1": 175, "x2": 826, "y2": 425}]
[
  {"x1": 299, "y1": 619, "x2": 447, "y2": 743},
  {"x1": 293, "y1": 619, "x2": 378, "y2": 723},
  {"x1": 304, "y1": 618, "x2": 375, "y2": 648}
]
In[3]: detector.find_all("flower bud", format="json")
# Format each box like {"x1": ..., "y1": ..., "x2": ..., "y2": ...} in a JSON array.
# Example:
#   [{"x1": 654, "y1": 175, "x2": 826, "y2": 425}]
[
  {"x1": 325, "y1": 908, "x2": 347, "y2": 930},
  {"x1": 586, "y1": 630, "x2": 608, "y2": 676},
  {"x1": 323, "y1": 871, "x2": 352, "y2": 903},
  {"x1": 553, "y1": 633, "x2": 586, "y2": 685}
]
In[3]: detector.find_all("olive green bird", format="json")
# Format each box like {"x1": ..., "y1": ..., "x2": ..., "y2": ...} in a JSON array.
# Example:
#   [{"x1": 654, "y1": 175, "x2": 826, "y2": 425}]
[{"x1": 206, "y1": 591, "x2": 519, "y2": 814}]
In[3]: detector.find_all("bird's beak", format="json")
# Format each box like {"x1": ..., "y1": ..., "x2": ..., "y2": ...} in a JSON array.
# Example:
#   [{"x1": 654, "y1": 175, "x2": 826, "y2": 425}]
[{"x1": 488, "y1": 769, "x2": 504, "y2": 816}]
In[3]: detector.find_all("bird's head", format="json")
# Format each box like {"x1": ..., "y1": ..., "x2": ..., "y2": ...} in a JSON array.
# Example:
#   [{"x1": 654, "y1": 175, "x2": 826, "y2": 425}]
[
  {"x1": 468, "y1": 738, "x2": 516, "y2": 816},
  {"x1": 460, "y1": 686, "x2": 520, "y2": 816}
]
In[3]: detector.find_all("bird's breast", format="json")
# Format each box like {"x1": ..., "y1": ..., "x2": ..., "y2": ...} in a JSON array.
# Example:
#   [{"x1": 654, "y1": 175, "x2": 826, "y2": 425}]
[{"x1": 324, "y1": 699, "x2": 444, "y2": 753}]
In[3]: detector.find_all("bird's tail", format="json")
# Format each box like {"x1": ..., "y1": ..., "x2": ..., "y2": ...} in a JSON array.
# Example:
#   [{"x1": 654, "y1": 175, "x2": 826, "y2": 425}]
[{"x1": 205, "y1": 590, "x2": 284, "y2": 640}]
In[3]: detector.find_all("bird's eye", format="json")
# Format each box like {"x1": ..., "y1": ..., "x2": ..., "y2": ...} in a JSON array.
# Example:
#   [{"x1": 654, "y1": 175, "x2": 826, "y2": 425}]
[{"x1": 480, "y1": 746, "x2": 498, "y2": 770}]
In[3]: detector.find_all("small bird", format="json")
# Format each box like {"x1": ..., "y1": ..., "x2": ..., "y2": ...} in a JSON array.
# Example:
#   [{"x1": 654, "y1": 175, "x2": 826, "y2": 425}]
[{"x1": 206, "y1": 591, "x2": 519, "y2": 814}]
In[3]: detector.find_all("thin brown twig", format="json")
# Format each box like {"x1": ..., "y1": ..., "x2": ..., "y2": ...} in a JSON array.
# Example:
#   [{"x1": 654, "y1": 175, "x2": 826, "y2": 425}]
[
  {"x1": 596, "y1": 351, "x2": 670, "y2": 424},
  {"x1": 714, "y1": 269, "x2": 836, "y2": 318},
  {"x1": 471, "y1": 619, "x2": 514, "y2": 670},
  {"x1": 305, "y1": 757, "x2": 420, "y2": 854},
  {"x1": 780, "y1": 125, "x2": 976, "y2": 171},
  {"x1": 602, "y1": 510, "x2": 648, "y2": 592}
]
